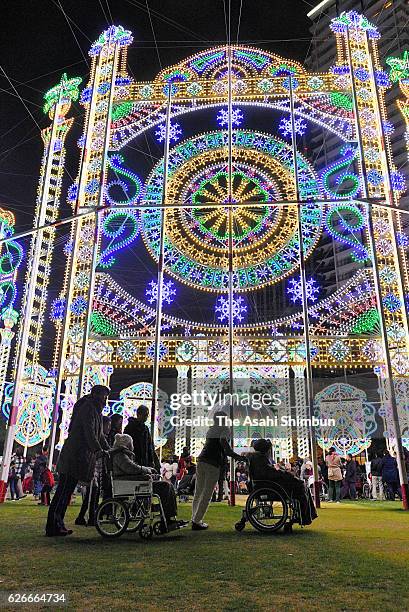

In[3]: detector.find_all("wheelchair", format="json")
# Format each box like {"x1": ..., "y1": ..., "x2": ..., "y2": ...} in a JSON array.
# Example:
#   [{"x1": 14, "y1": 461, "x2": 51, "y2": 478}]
[
  {"x1": 234, "y1": 479, "x2": 303, "y2": 534},
  {"x1": 95, "y1": 458, "x2": 170, "y2": 540}
]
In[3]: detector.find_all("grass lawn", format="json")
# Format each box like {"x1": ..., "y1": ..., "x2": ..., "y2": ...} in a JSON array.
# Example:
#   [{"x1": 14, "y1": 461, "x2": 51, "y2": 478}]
[{"x1": 1, "y1": 497, "x2": 408, "y2": 611}]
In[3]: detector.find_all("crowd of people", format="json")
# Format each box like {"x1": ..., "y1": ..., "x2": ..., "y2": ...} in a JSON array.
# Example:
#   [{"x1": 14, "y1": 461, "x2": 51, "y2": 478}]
[
  {"x1": 7, "y1": 446, "x2": 54, "y2": 504},
  {"x1": 4, "y1": 385, "x2": 407, "y2": 535}
]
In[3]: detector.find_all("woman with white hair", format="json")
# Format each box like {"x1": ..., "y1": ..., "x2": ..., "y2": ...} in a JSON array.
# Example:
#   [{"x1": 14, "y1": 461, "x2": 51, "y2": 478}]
[{"x1": 112, "y1": 434, "x2": 186, "y2": 530}]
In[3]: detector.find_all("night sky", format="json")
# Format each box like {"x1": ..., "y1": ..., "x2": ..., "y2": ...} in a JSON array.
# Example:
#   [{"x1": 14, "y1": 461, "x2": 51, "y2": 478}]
[{"x1": 0, "y1": 0, "x2": 314, "y2": 226}]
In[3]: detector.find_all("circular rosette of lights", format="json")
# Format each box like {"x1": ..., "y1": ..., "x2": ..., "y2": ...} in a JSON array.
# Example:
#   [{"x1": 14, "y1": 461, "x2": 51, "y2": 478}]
[{"x1": 141, "y1": 130, "x2": 323, "y2": 292}]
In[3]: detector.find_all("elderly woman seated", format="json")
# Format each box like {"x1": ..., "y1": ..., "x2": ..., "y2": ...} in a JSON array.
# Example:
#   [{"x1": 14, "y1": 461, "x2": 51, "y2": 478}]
[
  {"x1": 249, "y1": 439, "x2": 317, "y2": 526},
  {"x1": 112, "y1": 434, "x2": 186, "y2": 529}
]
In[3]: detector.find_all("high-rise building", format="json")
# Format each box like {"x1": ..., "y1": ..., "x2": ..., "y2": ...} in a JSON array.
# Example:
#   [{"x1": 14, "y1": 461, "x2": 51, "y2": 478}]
[{"x1": 306, "y1": 0, "x2": 409, "y2": 296}]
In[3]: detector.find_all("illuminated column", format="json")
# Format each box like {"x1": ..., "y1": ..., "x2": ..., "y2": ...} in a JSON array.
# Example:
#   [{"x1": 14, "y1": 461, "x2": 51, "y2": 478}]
[
  {"x1": 57, "y1": 26, "x2": 133, "y2": 404},
  {"x1": 175, "y1": 365, "x2": 189, "y2": 457},
  {"x1": 331, "y1": 11, "x2": 409, "y2": 506},
  {"x1": 386, "y1": 55, "x2": 409, "y2": 323},
  {"x1": 292, "y1": 365, "x2": 310, "y2": 459},
  {"x1": 272, "y1": 365, "x2": 292, "y2": 460},
  {"x1": 190, "y1": 362, "x2": 207, "y2": 457},
  {"x1": 332, "y1": 12, "x2": 409, "y2": 365},
  {"x1": 0, "y1": 309, "x2": 18, "y2": 406},
  {"x1": 0, "y1": 74, "x2": 79, "y2": 501},
  {"x1": 0, "y1": 207, "x2": 22, "y2": 406}
]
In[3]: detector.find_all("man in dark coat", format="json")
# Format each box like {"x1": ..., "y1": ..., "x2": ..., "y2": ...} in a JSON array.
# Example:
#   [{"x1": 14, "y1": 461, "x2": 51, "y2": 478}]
[
  {"x1": 124, "y1": 405, "x2": 179, "y2": 523},
  {"x1": 45, "y1": 385, "x2": 110, "y2": 536},
  {"x1": 124, "y1": 405, "x2": 160, "y2": 472},
  {"x1": 381, "y1": 450, "x2": 401, "y2": 500}
]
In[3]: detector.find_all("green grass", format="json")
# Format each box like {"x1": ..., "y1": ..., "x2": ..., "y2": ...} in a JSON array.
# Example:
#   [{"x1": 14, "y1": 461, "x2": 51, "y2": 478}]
[{"x1": 1, "y1": 497, "x2": 409, "y2": 611}]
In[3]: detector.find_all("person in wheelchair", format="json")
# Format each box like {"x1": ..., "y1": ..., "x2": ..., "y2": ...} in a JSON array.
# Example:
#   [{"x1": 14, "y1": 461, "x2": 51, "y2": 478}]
[
  {"x1": 249, "y1": 439, "x2": 317, "y2": 525},
  {"x1": 112, "y1": 434, "x2": 186, "y2": 530}
]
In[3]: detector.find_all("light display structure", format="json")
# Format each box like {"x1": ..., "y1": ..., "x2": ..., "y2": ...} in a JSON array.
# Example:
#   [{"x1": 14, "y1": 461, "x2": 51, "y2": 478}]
[{"x1": 1, "y1": 14, "x2": 409, "y2": 506}]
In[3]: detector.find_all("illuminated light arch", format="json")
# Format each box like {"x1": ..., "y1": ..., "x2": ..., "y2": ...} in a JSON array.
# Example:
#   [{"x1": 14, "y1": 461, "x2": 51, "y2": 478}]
[
  {"x1": 141, "y1": 130, "x2": 322, "y2": 292},
  {"x1": 5, "y1": 12, "x2": 409, "y2": 483}
]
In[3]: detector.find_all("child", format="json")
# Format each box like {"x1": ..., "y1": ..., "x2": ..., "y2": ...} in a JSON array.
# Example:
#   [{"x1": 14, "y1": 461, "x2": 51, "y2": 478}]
[{"x1": 39, "y1": 466, "x2": 55, "y2": 506}]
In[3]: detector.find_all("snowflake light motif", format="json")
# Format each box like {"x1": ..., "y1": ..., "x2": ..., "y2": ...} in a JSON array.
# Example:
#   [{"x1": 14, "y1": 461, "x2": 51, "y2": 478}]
[
  {"x1": 118, "y1": 340, "x2": 137, "y2": 362},
  {"x1": 146, "y1": 341, "x2": 168, "y2": 361},
  {"x1": 63, "y1": 239, "x2": 74, "y2": 256},
  {"x1": 391, "y1": 351, "x2": 409, "y2": 375},
  {"x1": 266, "y1": 340, "x2": 287, "y2": 362},
  {"x1": 155, "y1": 121, "x2": 182, "y2": 143},
  {"x1": 387, "y1": 323, "x2": 405, "y2": 342},
  {"x1": 383, "y1": 292, "x2": 401, "y2": 313},
  {"x1": 216, "y1": 107, "x2": 244, "y2": 128},
  {"x1": 362, "y1": 340, "x2": 382, "y2": 361},
  {"x1": 287, "y1": 276, "x2": 320, "y2": 305},
  {"x1": 67, "y1": 183, "x2": 78, "y2": 203},
  {"x1": 85, "y1": 178, "x2": 100, "y2": 195},
  {"x1": 397, "y1": 232, "x2": 409, "y2": 248},
  {"x1": 278, "y1": 116, "x2": 307, "y2": 139},
  {"x1": 71, "y1": 296, "x2": 87, "y2": 315},
  {"x1": 208, "y1": 339, "x2": 228, "y2": 362},
  {"x1": 68, "y1": 324, "x2": 83, "y2": 343},
  {"x1": 74, "y1": 272, "x2": 89, "y2": 289},
  {"x1": 146, "y1": 279, "x2": 176, "y2": 305},
  {"x1": 329, "y1": 340, "x2": 350, "y2": 362},
  {"x1": 367, "y1": 169, "x2": 383, "y2": 186},
  {"x1": 215, "y1": 295, "x2": 247, "y2": 324},
  {"x1": 50, "y1": 297, "x2": 66, "y2": 323},
  {"x1": 391, "y1": 172, "x2": 406, "y2": 192},
  {"x1": 377, "y1": 238, "x2": 393, "y2": 256}
]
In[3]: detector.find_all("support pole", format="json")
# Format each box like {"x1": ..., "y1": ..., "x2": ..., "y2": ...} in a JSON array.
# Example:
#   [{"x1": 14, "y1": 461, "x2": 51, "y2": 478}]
[
  {"x1": 289, "y1": 76, "x2": 320, "y2": 508},
  {"x1": 150, "y1": 87, "x2": 172, "y2": 439},
  {"x1": 227, "y1": 41, "x2": 236, "y2": 506}
]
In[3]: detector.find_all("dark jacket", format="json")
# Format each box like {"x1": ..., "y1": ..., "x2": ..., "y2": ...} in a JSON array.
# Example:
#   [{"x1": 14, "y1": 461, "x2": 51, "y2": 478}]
[
  {"x1": 370, "y1": 457, "x2": 383, "y2": 477},
  {"x1": 58, "y1": 395, "x2": 109, "y2": 483},
  {"x1": 198, "y1": 424, "x2": 242, "y2": 468},
  {"x1": 33, "y1": 455, "x2": 47, "y2": 480},
  {"x1": 381, "y1": 455, "x2": 399, "y2": 483},
  {"x1": 345, "y1": 459, "x2": 357, "y2": 482},
  {"x1": 107, "y1": 427, "x2": 122, "y2": 448},
  {"x1": 249, "y1": 452, "x2": 282, "y2": 482},
  {"x1": 123, "y1": 418, "x2": 160, "y2": 471}
]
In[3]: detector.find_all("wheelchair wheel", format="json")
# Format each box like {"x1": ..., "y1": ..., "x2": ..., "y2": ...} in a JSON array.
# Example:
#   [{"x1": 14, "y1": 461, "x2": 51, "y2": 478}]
[
  {"x1": 139, "y1": 523, "x2": 153, "y2": 540},
  {"x1": 153, "y1": 520, "x2": 166, "y2": 535},
  {"x1": 235, "y1": 519, "x2": 246, "y2": 532},
  {"x1": 246, "y1": 487, "x2": 288, "y2": 533},
  {"x1": 126, "y1": 496, "x2": 150, "y2": 532},
  {"x1": 95, "y1": 499, "x2": 129, "y2": 538}
]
